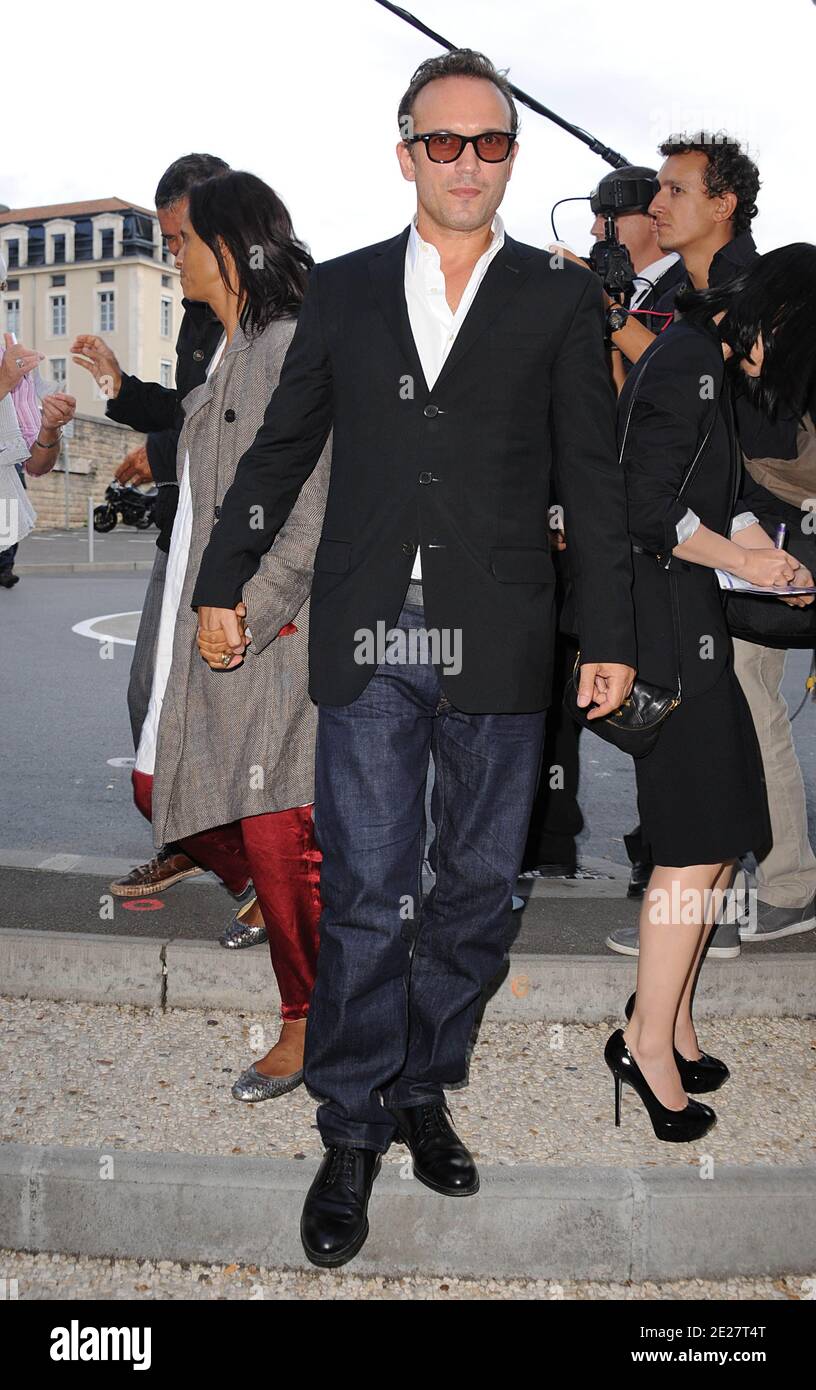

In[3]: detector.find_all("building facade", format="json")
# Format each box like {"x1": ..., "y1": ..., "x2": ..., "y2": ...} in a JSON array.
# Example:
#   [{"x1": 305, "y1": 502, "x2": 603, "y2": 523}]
[{"x1": 0, "y1": 198, "x2": 183, "y2": 420}]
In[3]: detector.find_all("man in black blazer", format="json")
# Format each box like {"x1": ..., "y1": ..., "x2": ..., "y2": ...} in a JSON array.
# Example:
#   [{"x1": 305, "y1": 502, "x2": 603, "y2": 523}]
[{"x1": 193, "y1": 49, "x2": 635, "y2": 1267}]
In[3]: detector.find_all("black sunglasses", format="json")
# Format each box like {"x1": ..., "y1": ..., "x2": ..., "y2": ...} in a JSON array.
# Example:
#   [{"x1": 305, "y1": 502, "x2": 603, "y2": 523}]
[{"x1": 404, "y1": 130, "x2": 517, "y2": 163}]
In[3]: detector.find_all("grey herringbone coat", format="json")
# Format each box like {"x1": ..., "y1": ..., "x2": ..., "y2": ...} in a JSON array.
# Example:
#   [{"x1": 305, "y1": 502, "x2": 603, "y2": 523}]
[{"x1": 149, "y1": 315, "x2": 330, "y2": 847}]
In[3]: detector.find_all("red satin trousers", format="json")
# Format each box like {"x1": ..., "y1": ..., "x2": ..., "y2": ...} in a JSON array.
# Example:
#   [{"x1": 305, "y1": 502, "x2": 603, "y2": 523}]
[{"x1": 132, "y1": 770, "x2": 321, "y2": 1020}]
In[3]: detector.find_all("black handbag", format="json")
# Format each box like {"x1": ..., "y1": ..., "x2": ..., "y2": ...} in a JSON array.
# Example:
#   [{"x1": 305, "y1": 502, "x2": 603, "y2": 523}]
[
  {"x1": 562, "y1": 338, "x2": 719, "y2": 757},
  {"x1": 562, "y1": 581, "x2": 681, "y2": 758}
]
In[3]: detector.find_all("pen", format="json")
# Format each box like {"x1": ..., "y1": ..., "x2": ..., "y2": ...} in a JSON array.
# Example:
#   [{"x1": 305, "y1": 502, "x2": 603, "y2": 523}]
[{"x1": 774, "y1": 523, "x2": 787, "y2": 549}]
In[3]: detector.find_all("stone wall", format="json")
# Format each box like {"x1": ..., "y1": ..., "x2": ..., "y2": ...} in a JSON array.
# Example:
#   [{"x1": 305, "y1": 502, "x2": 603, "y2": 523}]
[{"x1": 24, "y1": 414, "x2": 147, "y2": 529}]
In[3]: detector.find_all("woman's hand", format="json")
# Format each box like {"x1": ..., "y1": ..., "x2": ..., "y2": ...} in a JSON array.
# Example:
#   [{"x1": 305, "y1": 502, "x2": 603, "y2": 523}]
[
  {"x1": 70, "y1": 335, "x2": 123, "y2": 399},
  {"x1": 778, "y1": 564, "x2": 815, "y2": 607},
  {"x1": 40, "y1": 392, "x2": 76, "y2": 432},
  {"x1": 0, "y1": 333, "x2": 43, "y2": 395},
  {"x1": 196, "y1": 604, "x2": 249, "y2": 670},
  {"x1": 732, "y1": 546, "x2": 799, "y2": 588}
]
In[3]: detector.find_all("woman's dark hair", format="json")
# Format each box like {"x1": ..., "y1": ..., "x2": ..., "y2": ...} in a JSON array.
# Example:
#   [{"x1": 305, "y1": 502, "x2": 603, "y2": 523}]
[
  {"x1": 676, "y1": 243, "x2": 816, "y2": 421},
  {"x1": 187, "y1": 171, "x2": 313, "y2": 334}
]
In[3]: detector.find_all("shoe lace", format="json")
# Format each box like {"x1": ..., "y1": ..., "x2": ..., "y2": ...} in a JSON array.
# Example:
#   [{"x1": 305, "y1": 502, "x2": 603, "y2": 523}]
[
  {"x1": 416, "y1": 1104, "x2": 452, "y2": 1140},
  {"x1": 325, "y1": 1145, "x2": 358, "y2": 1188}
]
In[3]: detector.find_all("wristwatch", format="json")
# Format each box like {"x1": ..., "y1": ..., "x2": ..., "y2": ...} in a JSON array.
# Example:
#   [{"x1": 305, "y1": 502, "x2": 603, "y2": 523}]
[{"x1": 605, "y1": 304, "x2": 630, "y2": 338}]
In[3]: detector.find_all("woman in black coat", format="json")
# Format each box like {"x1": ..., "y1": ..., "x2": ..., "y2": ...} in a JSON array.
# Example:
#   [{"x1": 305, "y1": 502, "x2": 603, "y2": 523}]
[{"x1": 606, "y1": 243, "x2": 816, "y2": 1141}]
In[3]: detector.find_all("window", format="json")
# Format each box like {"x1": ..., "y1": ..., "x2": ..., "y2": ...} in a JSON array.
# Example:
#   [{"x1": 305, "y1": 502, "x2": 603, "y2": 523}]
[
  {"x1": 6, "y1": 278, "x2": 19, "y2": 291},
  {"x1": 100, "y1": 228, "x2": 114, "y2": 259},
  {"x1": 50, "y1": 294, "x2": 67, "y2": 336},
  {"x1": 160, "y1": 297, "x2": 173, "y2": 338},
  {"x1": 98, "y1": 269, "x2": 114, "y2": 283},
  {"x1": 51, "y1": 274, "x2": 66, "y2": 287},
  {"x1": 50, "y1": 358, "x2": 67, "y2": 390},
  {"x1": 28, "y1": 225, "x2": 45, "y2": 265},
  {"x1": 161, "y1": 273, "x2": 171, "y2": 288},
  {"x1": 6, "y1": 239, "x2": 19, "y2": 269},
  {"x1": 4, "y1": 298, "x2": 20, "y2": 335},
  {"x1": 99, "y1": 290, "x2": 115, "y2": 333},
  {"x1": 74, "y1": 218, "x2": 93, "y2": 261},
  {"x1": 122, "y1": 212, "x2": 155, "y2": 258},
  {"x1": 52, "y1": 234, "x2": 66, "y2": 264},
  {"x1": 160, "y1": 360, "x2": 173, "y2": 389}
]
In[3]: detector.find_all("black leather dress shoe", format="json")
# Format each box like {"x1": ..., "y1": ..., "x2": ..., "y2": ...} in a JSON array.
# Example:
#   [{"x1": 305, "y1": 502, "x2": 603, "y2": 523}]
[
  {"x1": 300, "y1": 1145, "x2": 382, "y2": 1268},
  {"x1": 388, "y1": 1102, "x2": 479, "y2": 1196}
]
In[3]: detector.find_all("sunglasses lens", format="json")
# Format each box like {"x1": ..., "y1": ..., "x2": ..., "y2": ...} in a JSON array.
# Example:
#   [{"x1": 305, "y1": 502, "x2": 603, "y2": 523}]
[
  {"x1": 476, "y1": 133, "x2": 512, "y2": 160},
  {"x1": 426, "y1": 134, "x2": 462, "y2": 162}
]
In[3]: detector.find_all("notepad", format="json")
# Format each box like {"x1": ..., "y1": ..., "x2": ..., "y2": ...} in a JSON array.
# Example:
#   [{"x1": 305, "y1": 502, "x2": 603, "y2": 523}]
[{"x1": 716, "y1": 570, "x2": 816, "y2": 595}]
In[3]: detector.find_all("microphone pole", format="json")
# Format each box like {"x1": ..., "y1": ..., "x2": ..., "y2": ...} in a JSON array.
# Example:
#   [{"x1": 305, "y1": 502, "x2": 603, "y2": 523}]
[{"x1": 373, "y1": 0, "x2": 631, "y2": 169}]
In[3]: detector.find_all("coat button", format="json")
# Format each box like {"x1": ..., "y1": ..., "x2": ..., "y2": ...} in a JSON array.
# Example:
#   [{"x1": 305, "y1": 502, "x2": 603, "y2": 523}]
[
  {"x1": 423, "y1": 403, "x2": 439, "y2": 417},
  {"x1": 214, "y1": 505, "x2": 221, "y2": 519},
  {"x1": 418, "y1": 471, "x2": 433, "y2": 484},
  {"x1": 192, "y1": 349, "x2": 205, "y2": 362},
  {"x1": 401, "y1": 542, "x2": 415, "y2": 555},
  {"x1": 224, "y1": 408, "x2": 236, "y2": 422}
]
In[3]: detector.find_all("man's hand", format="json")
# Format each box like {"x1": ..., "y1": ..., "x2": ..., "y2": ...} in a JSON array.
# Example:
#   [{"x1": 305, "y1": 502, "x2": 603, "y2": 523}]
[
  {"x1": 40, "y1": 392, "x2": 76, "y2": 431},
  {"x1": 70, "y1": 335, "x2": 123, "y2": 399},
  {"x1": 0, "y1": 333, "x2": 43, "y2": 394},
  {"x1": 196, "y1": 603, "x2": 249, "y2": 670},
  {"x1": 577, "y1": 662, "x2": 636, "y2": 719},
  {"x1": 116, "y1": 444, "x2": 152, "y2": 486}
]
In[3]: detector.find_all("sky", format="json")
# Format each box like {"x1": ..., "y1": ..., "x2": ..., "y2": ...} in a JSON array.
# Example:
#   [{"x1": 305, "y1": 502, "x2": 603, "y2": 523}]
[{"x1": 3, "y1": 0, "x2": 814, "y2": 262}]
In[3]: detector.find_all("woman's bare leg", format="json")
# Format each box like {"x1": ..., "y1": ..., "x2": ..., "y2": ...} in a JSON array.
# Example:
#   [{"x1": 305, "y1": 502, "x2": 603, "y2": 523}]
[
  {"x1": 623, "y1": 861, "x2": 728, "y2": 1109},
  {"x1": 673, "y1": 860, "x2": 736, "y2": 1060},
  {"x1": 255, "y1": 1018, "x2": 307, "y2": 1076}
]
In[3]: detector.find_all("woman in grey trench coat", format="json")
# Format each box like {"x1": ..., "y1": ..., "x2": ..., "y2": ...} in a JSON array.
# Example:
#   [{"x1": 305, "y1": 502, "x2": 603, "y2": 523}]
[{"x1": 130, "y1": 172, "x2": 331, "y2": 1100}]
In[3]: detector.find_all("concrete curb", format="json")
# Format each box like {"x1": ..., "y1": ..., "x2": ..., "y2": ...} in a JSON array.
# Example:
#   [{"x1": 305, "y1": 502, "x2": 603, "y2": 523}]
[
  {"x1": 2, "y1": 928, "x2": 815, "y2": 1021},
  {"x1": 1, "y1": 1142, "x2": 813, "y2": 1280},
  {"x1": 16, "y1": 562, "x2": 153, "y2": 574}
]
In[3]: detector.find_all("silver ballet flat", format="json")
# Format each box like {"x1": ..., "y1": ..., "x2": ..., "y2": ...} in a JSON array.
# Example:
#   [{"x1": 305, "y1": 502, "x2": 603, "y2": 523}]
[
  {"x1": 219, "y1": 896, "x2": 267, "y2": 949},
  {"x1": 231, "y1": 1063, "x2": 304, "y2": 1101}
]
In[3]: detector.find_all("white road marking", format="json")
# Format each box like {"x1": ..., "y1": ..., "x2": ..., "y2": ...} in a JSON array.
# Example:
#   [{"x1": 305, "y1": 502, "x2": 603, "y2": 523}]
[{"x1": 71, "y1": 611, "x2": 142, "y2": 647}]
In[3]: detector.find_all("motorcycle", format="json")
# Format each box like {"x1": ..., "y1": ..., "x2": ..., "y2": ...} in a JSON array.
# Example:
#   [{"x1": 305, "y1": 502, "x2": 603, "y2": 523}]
[{"x1": 93, "y1": 480, "x2": 158, "y2": 533}]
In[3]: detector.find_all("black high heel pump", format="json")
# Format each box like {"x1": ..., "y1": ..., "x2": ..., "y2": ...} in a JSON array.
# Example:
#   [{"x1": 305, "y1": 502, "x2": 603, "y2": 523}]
[
  {"x1": 604, "y1": 1029, "x2": 717, "y2": 1142},
  {"x1": 624, "y1": 992, "x2": 729, "y2": 1093}
]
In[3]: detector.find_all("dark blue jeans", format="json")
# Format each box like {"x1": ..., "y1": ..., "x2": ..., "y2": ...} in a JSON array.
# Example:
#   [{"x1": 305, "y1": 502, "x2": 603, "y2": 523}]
[{"x1": 304, "y1": 601, "x2": 546, "y2": 1152}]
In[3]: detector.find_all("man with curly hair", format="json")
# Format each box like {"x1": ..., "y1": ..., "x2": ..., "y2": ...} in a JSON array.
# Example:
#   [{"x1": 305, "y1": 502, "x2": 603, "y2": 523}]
[{"x1": 606, "y1": 132, "x2": 761, "y2": 365}]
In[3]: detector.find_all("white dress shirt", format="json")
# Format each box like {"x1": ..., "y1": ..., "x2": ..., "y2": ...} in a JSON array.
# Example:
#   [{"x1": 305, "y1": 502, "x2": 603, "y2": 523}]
[
  {"x1": 404, "y1": 212, "x2": 505, "y2": 581},
  {"x1": 629, "y1": 250, "x2": 680, "y2": 311}
]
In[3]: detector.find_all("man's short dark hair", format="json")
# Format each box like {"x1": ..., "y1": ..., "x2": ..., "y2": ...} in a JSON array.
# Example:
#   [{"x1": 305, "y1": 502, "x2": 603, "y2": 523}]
[
  {"x1": 658, "y1": 133, "x2": 760, "y2": 236},
  {"x1": 398, "y1": 48, "x2": 519, "y2": 138},
  {"x1": 154, "y1": 153, "x2": 231, "y2": 210}
]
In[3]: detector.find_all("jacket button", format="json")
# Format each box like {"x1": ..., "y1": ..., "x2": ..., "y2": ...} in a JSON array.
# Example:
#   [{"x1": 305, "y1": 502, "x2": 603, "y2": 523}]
[
  {"x1": 214, "y1": 505, "x2": 221, "y2": 519},
  {"x1": 192, "y1": 349, "x2": 205, "y2": 362},
  {"x1": 423, "y1": 403, "x2": 439, "y2": 418},
  {"x1": 224, "y1": 408, "x2": 236, "y2": 422},
  {"x1": 401, "y1": 542, "x2": 415, "y2": 555},
  {"x1": 418, "y1": 471, "x2": 433, "y2": 485}
]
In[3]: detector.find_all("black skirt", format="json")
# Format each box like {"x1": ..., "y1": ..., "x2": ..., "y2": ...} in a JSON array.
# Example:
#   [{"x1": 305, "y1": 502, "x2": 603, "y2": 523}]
[{"x1": 635, "y1": 655, "x2": 771, "y2": 867}]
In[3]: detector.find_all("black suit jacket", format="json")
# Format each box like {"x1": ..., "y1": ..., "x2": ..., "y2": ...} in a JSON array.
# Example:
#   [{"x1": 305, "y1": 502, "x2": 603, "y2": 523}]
[
  {"x1": 620, "y1": 317, "x2": 745, "y2": 697},
  {"x1": 106, "y1": 300, "x2": 223, "y2": 550},
  {"x1": 192, "y1": 226, "x2": 636, "y2": 713}
]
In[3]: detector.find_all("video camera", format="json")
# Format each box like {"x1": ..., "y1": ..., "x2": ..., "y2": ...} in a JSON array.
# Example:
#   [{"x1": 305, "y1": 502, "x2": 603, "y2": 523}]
[{"x1": 587, "y1": 166, "x2": 659, "y2": 302}]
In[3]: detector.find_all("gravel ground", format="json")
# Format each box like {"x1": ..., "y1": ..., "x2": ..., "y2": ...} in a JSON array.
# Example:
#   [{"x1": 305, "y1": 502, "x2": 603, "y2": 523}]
[
  {"x1": 1, "y1": 1248, "x2": 813, "y2": 1300},
  {"x1": 2, "y1": 997, "x2": 814, "y2": 1166}
]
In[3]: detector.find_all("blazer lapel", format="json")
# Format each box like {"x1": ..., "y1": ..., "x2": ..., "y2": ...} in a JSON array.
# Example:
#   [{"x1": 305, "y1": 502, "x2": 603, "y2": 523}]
[
  {"x1": 433, "y1": 236, "x2": 535, "y2": 393},
  {"x1": 368, "y1": 227, "x2": 425, "y2": 389}
]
